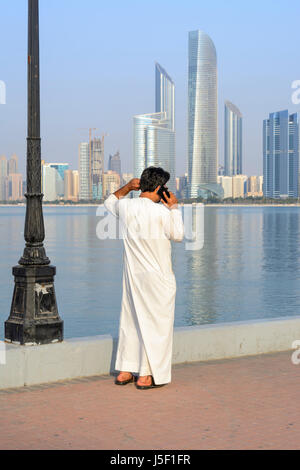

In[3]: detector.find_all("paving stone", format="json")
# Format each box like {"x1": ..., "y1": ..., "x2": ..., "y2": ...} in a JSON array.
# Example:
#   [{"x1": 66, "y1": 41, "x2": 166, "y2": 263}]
[{"x1": 0, "y1": 351, "x2": 299, "y2": 450}]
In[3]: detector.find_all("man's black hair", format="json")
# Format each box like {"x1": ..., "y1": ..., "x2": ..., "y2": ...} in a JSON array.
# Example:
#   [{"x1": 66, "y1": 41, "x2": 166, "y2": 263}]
[{"x1": 140, "y1": 167, "x2": 170, "y2": 193}]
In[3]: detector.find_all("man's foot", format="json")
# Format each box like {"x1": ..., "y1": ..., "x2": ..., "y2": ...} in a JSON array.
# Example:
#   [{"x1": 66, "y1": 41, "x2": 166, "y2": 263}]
[
  {"x1": 136, "y1": 375, "x2": 166, "y2": 390},
  {"x1": 115, "y1": 372, "x2": 134, "y2": 386},
  {"x1": 136, "y1": 375, "x2": 152, "y2": 387}
]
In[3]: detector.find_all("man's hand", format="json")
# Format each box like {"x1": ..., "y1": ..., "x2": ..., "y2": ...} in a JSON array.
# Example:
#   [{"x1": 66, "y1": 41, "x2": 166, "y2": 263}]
[
  {"x1": 114, "y1": 178, "x2": 140, "y2": 200},
  {"x1": 127, "y1": 178, "x2": 140, "y2": 191},
  {"x1": 161, "y1": 191, "x2": 178, "y2": 210}
]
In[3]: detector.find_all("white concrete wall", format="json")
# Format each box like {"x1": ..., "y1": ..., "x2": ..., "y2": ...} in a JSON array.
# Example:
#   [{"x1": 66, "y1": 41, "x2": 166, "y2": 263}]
[{"x1": 1, "y1": 316, "x2": 300, "y2": 390}]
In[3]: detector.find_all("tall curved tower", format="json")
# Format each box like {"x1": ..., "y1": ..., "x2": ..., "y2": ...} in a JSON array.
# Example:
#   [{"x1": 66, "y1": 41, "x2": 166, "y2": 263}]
[
  {"x1": 224, "y1": 100, "x2": 243, "y2": 176},
  {"x1": 188, "y1": 31, "x2": 220, "y2": 198}
]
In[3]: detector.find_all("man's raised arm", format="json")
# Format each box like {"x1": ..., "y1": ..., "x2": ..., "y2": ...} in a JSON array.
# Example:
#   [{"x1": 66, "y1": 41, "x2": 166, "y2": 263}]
[
  {"x1": 114, "y1": 178, "x2": 140, "y2": 200},
  {"x1": 104, "y1": 179, "x2": 140, "y2": 218}
]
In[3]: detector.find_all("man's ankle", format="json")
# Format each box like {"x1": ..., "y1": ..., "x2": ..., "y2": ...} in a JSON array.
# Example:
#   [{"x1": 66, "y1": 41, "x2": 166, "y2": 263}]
[
  {"x1": 138, "y1": 375, "x2": 151, "y2": 382},
  {"x1": 118, "y1": 371, "x2": 132, "y2": 377}
]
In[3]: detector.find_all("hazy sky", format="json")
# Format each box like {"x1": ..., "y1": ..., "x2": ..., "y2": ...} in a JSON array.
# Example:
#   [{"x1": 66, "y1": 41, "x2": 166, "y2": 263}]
[{"x1": 1, "y1": 0, "x2": 300, "y2": 177}]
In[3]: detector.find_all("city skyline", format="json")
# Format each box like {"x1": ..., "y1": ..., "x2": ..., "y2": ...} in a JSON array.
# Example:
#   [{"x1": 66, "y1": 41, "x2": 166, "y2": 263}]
[
  {"x1": 0, "y1": 146, "x2": 266, "y2": 202},
  {"x1": 1, "y1": 1, "x2": 299, "y2": 178},
  {"x1": 0, "y1": 154, "x2": 23, "y2": 201}
]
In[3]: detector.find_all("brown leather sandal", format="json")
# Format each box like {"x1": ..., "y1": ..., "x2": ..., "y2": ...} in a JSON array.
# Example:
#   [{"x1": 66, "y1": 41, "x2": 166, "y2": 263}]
[
  {"x1": 115, "y1": 373, "x2": 135, "y2": 386},
  {"x1": 136, "y1": 376, "x2": 165, "y2": 390}
]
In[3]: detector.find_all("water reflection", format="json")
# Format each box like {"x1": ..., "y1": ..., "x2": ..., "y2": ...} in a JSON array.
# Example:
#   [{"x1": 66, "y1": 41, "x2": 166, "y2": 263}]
[
  {"x1": 174, "y1": 207, "x2": 267, "y2": 326},
  {"x1": 0, "y1": 207, "x2": 25, "y2": 339},
  {"x1": 0, "y1": 206, "x2": 300, "y2": 340},
  {"x1": 262, "y1": 208, "x2": 300, "y2": 273},
  {"x1": 184, "y1": 208, "x2": 218, "y2": 325},
  {"x1": 261, "y1": 208, "x2": 300, "y2": 318},
  {"x1": 44, "y1": 207, "x2": 123, "y2": 338}
]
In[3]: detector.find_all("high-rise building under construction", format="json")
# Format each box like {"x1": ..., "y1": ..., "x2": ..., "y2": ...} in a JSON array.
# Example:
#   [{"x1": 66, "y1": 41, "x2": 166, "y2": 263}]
[
  {"x1": 79, "y1": 133, "x2": 105, "y2": 200},
  {"x1": 91, "y1": 138, "x2": 104, "y2": 200}
]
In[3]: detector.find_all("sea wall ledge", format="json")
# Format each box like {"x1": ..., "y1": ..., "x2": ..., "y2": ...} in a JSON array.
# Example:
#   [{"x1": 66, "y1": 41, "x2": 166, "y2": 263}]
[{"x1": 1, "y1": 316, "x2": 300, "y2": 390}]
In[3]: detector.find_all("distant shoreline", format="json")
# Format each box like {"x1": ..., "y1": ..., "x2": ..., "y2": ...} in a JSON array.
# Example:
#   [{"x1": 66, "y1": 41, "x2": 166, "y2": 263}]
[
  {"x1": 1, "y1": 203, "x2": 300, "y2": 208},
  {"x1": 203, "y1": 204, "x2": 300, "y2": 207}
]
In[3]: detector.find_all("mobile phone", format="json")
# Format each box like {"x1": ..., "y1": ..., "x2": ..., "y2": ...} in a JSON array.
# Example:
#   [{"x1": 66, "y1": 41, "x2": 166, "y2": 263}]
[{"x1": 157, "y1": 186, "x2": 170, "y2": 203}]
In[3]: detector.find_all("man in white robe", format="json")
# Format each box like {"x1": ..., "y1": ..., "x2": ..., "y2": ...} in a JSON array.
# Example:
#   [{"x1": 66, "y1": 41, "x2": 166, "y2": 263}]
[{"x1": 104, "y1": 167, "x2": 184, "y2": 389}]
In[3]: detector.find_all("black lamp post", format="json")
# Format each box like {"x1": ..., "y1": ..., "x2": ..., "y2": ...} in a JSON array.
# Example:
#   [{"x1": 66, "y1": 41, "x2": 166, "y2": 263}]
[{"x1": 5, "y1": 0, "x2": 63, "y2": 345}]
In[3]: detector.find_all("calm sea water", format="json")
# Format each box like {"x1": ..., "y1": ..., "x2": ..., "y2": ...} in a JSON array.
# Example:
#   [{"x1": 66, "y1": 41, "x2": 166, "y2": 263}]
[{"x1": 0, "y1": 205, "x2": 300, "y2": 340}]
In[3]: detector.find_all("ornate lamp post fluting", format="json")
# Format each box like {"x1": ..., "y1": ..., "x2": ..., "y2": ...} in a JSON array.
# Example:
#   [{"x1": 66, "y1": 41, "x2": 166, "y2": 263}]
[{"x1": 5, "y1": 0, "x2": 63, "y2": 345}]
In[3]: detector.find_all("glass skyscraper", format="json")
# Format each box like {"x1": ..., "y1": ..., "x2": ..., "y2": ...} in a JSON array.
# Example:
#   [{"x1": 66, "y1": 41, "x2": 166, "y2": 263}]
[
  {"x1": 48, "y1": 163, "x2": 69, "y2": 181},
  {"x1": 263, "y1": 110, "x2": 299, "y2": 199},
  {"x1": 79, "y1": 138, "x2": 104, "y2": 200},
  {"x1": 133, "y1": 63, "x2": 175, "y2": 193},
  {"x1": 188, "y1": 30, "x2": 222, "y2": 199},
  {"x1": 49, "y1": 163, "x2": 69, "y2": 198},
  {"x1": 91, "y1": 138, "x2": 104, "y2": 200},
  {"x1": 79, "y1": 142, "x2": 90, "y2": 200},
  {"x1": 224, "y1": 101, "x2": 243, "y2": 176},
  {"x1": 155, "y1": 62, "x2": 175, "y2": 132},
  {"x1": 0, "y1": 156, "x2": 8, "y2": 201},
  {"x1": 108, "y1": 151, "x2": 121, "y2": 177}
]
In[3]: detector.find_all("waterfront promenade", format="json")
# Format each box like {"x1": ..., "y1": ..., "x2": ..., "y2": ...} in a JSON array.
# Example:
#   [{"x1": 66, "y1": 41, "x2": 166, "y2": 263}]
[{"x1": 0, "y1": 350, "x2": 299, "y2": 450}]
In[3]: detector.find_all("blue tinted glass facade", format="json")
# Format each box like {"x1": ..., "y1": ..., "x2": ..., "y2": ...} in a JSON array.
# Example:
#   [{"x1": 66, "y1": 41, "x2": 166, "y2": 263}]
[
  {"x1": 263, "y1": 110, "x2": 299, "y2": 198},
  {"x1": 49, "y1": 164, "x2": 69, "y2": 181},
  {"x1": 133, "y1": 63, "x2": 176, "y2": 193}
]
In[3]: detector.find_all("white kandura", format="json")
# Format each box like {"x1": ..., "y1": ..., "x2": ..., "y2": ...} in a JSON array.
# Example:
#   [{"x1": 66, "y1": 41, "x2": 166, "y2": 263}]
[{"x1": 104, "y1": 194, "x2": 184, "y2": 384}]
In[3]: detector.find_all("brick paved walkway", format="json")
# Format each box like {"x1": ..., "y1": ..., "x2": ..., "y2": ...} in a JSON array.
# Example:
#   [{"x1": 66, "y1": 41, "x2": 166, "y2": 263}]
[{"x1": 0, "y1": 351, "x2": 299, "y2": 450}]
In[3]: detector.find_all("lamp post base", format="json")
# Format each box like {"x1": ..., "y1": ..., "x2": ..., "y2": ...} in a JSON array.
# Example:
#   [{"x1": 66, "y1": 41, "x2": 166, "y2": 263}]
[
  {"x1": 5, "y1": 319, "x2": 63, "y2": 346},
  {"x1": 5, "y1": 265, "x2": 63, "y2": 346}
]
